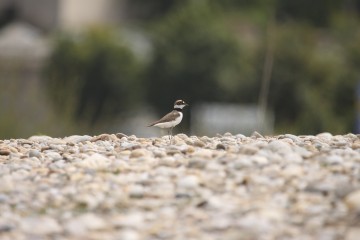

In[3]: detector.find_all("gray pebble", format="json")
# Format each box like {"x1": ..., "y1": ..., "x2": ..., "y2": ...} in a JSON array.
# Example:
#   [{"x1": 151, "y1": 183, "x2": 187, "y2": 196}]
[
  {"x1": 64, "y1": 135, "x2": 92, "y2": 144},
  {"x1": 28, "y1": 149, "x2": 41, "y2": 158},
  {"x1": 177, "y1": 175, "x2": 199, "y2": 189}
]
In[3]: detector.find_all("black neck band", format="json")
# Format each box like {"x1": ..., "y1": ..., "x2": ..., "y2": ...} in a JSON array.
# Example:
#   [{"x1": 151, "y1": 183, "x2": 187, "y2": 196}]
[{"x1": 174, "y1": 107, "x2": 183, "y2": 112}]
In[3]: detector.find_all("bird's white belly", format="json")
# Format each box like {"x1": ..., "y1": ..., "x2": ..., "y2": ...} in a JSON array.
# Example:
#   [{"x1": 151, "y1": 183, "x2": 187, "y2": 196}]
[{"x1": 154, "y1": 113, "x2": 183, "y2": 128}]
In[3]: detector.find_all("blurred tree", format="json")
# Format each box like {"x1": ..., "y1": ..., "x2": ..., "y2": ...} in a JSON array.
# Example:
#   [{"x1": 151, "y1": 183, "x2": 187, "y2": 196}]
[
  {"x1": 276, "y1": 0, "x2": 343, "y2": 26},
  {"x1": 126, "y1": 0, "x2": 187, "y2": 20},
  {"x1": 265, "y1": 22, "x2": 358, "y2": 134},
  {"x1": 145, "y1": 3, "x2": 243, "y2": 116},
  {"x1": 44, "y1": 28, "x2": 141, "y2": 127},
  {"x1": 0, "y1": 3, "x2": 17, "y2": 28}
]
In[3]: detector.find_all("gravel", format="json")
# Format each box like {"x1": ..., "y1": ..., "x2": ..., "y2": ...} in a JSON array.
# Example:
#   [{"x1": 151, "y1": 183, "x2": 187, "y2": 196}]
[{"x1": 0, "y1": 132, "x2": 360, "y2": 239}]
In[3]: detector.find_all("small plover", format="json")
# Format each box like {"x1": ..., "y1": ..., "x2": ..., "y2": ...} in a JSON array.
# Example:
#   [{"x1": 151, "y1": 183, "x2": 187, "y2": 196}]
[{"x1": 148, "y1": 100, "x2": 189, "y2": 140}]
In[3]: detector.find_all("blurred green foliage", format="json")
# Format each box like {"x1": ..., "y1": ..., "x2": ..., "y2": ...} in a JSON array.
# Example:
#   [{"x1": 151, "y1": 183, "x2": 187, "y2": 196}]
[
  {"x1": 145, "y1": 3, "x2": 243, "y2": 112},
  {"x1": 43, "y1": 0, "x2": 360, "y2": 134},
  {"x1": 268, "y1": 22, "x2": 357, "y2": 133},
  {"x1": 45, "y1": 29, "x2": 141, "y2": 127}
]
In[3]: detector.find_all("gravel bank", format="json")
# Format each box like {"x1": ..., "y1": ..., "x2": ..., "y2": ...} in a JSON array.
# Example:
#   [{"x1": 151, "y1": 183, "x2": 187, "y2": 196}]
[{"x1": 0, "y1": 132, "x2": 360, "y2": 239}]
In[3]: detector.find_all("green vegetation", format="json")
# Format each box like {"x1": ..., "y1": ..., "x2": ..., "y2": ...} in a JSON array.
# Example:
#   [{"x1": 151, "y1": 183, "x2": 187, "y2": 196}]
[
  {"x1": 45, "y1": 29, "x2": 141, "y2": 127},
  {"x1": 145, "y1": 3, "x2": 243, "y2": 112},
  {"x1": 43, "y1": 0, "x2": 360, "y2": 135}
]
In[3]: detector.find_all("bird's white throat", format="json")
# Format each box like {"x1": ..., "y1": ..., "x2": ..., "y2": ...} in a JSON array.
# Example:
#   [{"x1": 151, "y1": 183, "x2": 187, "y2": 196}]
[{"x1": 175, "y1": 104, "x2": 187, "y2": 109}]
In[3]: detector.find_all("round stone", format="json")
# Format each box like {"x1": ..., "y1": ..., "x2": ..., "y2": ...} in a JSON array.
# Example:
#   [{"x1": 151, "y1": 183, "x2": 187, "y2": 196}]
[
  {"x1": 130, "y1": 149, "x2": 152, "y2": 158},
  {"x1": 345, "y1": 190, "x2": 360, "y2": 211},
  {"x1": 20, "y1": 217, "x2": 62, "y2": 235},
  {"x1": 177, "y1": 175, "x2": 199, "y2": 189}
]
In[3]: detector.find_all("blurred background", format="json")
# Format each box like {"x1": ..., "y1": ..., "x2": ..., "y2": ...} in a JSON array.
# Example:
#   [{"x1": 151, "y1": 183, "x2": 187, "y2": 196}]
[{"x1": 0, "y1": 0, "x2": 360, "y2": 138}]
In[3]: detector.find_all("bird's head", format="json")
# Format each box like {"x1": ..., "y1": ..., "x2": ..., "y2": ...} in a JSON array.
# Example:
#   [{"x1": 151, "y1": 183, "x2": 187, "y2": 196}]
[{"x1": 174, "y1": 99, "x2": 189, "y2": 109}]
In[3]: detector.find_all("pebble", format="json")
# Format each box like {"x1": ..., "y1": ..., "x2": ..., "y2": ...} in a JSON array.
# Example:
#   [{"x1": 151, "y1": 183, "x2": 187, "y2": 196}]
[
  {"x1": 188, "y1": 158, "x2": 207, "y2": 169},
  {"x1": 346, "y1": 227, "x2": 360, "y2": 240},
  {"x1": 28, "y1": 135, "x2": 53, "y2": 142},
  {"x1": 177, "y1": 175, "x2": 199, "y2": 189},
  {"x1": 28, "y1": 149, "x2": 42, "y2": 158},
  {"x1": 282, "y1": 164, "x2": 304, "y2": 178},
  {"x1": 317, "y1": 132, "x2": 333, "y2": 141},
  {"x1": 20, "y1": 217, "x2": 62, "y2": 235},
  {"x1": 282, "y1": 134, "x2": 301, "y2": 143},
  {"x1": 118, "y1": 229, "x2": 140, "y2": 240},
  {"x1": 112, "y1": 212, "x2": 144, "y2": 228},
  {"x1": 216, "y1": 143, "x2": 226, "y2": 150},
  {"x1": 0, "y1": 133, "x2": 359, "y2": 239},
  {"x1": 76, "y1": 153, "x2": 111, "y2": 170},
  {"x1": 251, "y1": 131, "x2": 264, "y2": 139},
  {"x1": 64, "y1": 213, "x2": 107, "y2": 236},
  {"x1": 130, "y1": 149, "x2": 152, "y2": 158},
  {"x1": 193, "y1": 139, "x2": 206, "y2": 147},
  {"x1": 344, "y1": 190, "x2": 360, "y2": 211},
  {"x1": 251, "y1": 155, "x2": 269, "y2": 166},
  {"x1": 128, "y1": 184, "x2": 145, "y2": 198},
  {"x1": 64, "y1": 135, "x2": 92, "y2": 144},
  {"x1": 91, "y1": 134, "x2": 117, "y2": 142},
  {"x1": 45, "y1": 151, "x2": 62, "y2": 161},
  {"x1": 191, "y1": 149, "x2": 213, "y2": 159},
  {"x1": 116, "y1": 133, "x2": 128, "y2": 139},
  {"x1": 232, "y1": 157, "x2": 253, "y2": 169},
  {"x1": 267, "y1": 140, "x2": 293, "y2": 155},
  {"x1": 0, "y1": 148, "x2": 11, "y2": 155},
  {"x1": 239, "y1": 145, "x2": 258, "y2": 155},
  {"x1": 322, "y1": 154, "x2": 344, "y2": 165},
  {"x1": 158, "y1": 156, "x2": 178, "y2": 167}
]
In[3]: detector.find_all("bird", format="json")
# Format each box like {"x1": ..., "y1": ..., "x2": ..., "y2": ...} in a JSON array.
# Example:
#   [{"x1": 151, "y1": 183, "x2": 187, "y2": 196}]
[{"x1": 148, "y1": 100, "x2": 189, "y2": 141}]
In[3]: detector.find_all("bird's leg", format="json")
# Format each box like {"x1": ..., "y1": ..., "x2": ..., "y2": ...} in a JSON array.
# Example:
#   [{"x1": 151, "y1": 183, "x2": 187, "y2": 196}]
[
  {"x1": 167, "y1": 127, "x2": 174, "y2": 145},
  {"x1": 167, "y1": 128, "x2": 171, "y2": 144},
  {"x1": 170, "y1": 127, "x2": 174, "y2": 143}
]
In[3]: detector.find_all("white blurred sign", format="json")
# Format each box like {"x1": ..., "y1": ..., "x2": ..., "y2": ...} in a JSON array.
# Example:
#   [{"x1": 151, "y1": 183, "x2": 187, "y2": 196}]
[{"x1": 191, "y1": 102, "x2": 274, "y2": 136}]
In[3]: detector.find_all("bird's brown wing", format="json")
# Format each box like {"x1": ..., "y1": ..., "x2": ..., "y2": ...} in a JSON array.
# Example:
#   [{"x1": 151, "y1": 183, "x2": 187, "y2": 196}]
[{"x1": 147, "y1": 111, "x2": 180, "y2": 127}]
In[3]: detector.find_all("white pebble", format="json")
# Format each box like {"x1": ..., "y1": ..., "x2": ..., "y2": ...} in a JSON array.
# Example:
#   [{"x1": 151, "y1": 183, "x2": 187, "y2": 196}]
[
  {"x1": 76, "y1": 153, "x2": 111, "y2": 170},
  {"x1": 177, "y1": 175, "x2": 199, "y2": 189}
]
